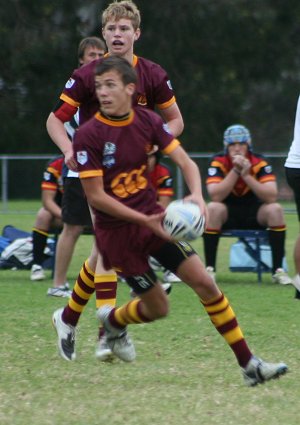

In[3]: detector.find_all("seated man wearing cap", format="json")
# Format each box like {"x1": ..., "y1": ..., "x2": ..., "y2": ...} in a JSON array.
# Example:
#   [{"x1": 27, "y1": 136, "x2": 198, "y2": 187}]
[{"x1": 202, "y1": 124, "x2": 292, "y2": 285}]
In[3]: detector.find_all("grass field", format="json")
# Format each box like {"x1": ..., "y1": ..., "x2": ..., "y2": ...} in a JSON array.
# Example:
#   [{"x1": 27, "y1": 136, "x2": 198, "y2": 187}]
[{"x1": 1, "y1": 200, "x2": 300, "y2": 425}]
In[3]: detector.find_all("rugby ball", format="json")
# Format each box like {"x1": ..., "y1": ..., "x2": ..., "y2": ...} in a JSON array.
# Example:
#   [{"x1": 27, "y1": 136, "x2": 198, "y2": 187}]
[{"x1": 163, "y1": 200, "x2": 205, "y2": 241}]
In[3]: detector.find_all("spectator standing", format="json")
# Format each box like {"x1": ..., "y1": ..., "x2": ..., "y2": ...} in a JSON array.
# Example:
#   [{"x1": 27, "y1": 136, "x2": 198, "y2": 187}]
[
  {"x1": 47, "y1": 36, "x2": 106, "y2": 297},
  {"x1": 285, "y1": 95, "x2": 300, "y2": 299}
]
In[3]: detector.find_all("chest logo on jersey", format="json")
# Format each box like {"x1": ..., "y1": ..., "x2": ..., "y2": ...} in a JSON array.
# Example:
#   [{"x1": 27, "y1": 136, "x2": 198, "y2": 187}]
[
  {"x1": 77, "y1": 151, "x2": 88, "y2": 165},
  {"x1": 208, "y1": 167, "x2": 217, "y2": 176},
  {"x1": 65, "y1": 78, "x2": 75, "y2": 89},
  {"x1": 103, "y1": 142, "x2": 116, "y2": 168}
]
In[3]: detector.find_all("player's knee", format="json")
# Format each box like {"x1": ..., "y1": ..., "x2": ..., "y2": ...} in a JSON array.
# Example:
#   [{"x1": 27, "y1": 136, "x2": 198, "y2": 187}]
[
  {"x1": 207, "y1": 202, "x2": 227, "y2": 224},
  {"x1": 144, "y1": 295, "x2": 169, "y2": 320},
  {"x1": 267, "y1": 202, "x2": 285, "y2": 223}
]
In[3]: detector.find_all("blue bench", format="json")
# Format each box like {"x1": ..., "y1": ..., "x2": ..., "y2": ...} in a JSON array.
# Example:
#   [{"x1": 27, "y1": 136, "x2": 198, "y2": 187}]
[{"x1": 221, "y1": 229, "x2": 270, "y2": 283}]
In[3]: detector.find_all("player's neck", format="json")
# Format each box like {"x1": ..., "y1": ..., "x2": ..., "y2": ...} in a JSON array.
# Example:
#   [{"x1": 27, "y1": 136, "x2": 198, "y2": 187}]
[
  {"x1": 107, "y1": 51, "x2": 135, "y2": 66},
  {"x1": 100, "y1": 110, "x2": 131, "y2": 121}
]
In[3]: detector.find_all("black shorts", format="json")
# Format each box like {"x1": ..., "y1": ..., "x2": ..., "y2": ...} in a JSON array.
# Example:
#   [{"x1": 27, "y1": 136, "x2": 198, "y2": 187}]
[
  {"x1": 222, "y1": 201, "x2": 264, "y2": 230},
  {"x1": 285, "y1": 167, "x2": 300, "y2": 220},
  {"x1": 54, "y1": 192, "x2": 62, "y2": 207},
  {"x1": 62, "y1": 178, "x2": 92, "y2": 226},
  {"x1": 125, "y1": 240, "x2": 196, "y2": 295}
]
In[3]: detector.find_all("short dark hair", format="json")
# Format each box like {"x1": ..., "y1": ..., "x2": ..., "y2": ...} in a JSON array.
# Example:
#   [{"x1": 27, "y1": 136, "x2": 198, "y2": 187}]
[
  {"x1": 78, "y1": 37, "x2": 106, "y2": 60},
  {"x1": 95, "y1": 56, "x2": 137, "y2": 85}
]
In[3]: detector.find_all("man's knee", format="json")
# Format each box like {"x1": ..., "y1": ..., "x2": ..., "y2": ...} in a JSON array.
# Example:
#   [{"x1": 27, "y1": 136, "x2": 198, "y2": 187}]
[
  {"x1": 207, "y1": 202, "x2": 227, "y2": 225},
  {"x1": 62, "y1": 223, "x2": 84, "y2": 239},
  {"x1": 262, "y1": 202, "x2": 285, "y2": 225}
]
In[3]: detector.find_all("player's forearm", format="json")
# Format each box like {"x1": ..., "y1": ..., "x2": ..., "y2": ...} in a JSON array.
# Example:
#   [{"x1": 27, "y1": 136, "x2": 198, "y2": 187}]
[
  {"x1": 46, "y1": 113, "x2": 72, "y2": 156},
  {"x1": 83, "y1": 184, "x2": 148, "y2": 226},
  {"x1": 242, "y1": 175, "x2": 278, "y2": 203},
  {"x1": 180, "y1": 159, "x2": 203, "y2": 198},
  {"x1": 208, "y1": 170, "x2": 239, "y2": 201}
]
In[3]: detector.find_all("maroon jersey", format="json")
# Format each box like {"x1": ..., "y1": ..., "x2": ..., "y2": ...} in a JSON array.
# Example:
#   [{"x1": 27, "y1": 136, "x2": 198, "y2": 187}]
[
  {"x1": 150, "y1": 163, "x2": 174, "y2": 199},
  {"x1": 73, "y1": 107, "x2": 180, "y2": 229},
  {"x1": 58, "y1": 55, "x2": 176, "y2": 125}
]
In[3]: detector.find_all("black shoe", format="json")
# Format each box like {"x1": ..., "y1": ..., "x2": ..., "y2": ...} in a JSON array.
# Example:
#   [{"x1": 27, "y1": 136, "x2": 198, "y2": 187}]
[{"x1": 295, "y1": 289, "x2": 300, "y2": 300}]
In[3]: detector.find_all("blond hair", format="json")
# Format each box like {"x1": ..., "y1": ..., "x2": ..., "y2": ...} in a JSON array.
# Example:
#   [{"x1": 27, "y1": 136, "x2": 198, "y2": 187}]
[{"x1": 102, "y1": 1, "x2": 141, "y2": 30}]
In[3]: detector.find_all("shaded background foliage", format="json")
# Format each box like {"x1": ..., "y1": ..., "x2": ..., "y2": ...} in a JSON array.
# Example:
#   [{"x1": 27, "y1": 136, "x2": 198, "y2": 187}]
[{"x1": 1, "y1": 0, "x2": 300, "y2": 154}]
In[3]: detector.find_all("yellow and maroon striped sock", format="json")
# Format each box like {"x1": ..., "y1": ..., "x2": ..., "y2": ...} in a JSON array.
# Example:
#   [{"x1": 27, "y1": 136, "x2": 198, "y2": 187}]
[
  {"x1": 108, "y1": 299, "x2": 152, "y2": 329},
  {"x1": 201, "y1": 293, "x2": 252, "y2": 367},
  {"x1": 62, "y1": 260, "x2": 95, "y2": 326}
]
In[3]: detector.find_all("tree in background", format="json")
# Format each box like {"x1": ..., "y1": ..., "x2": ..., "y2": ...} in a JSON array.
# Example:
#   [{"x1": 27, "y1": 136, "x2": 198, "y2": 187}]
[{"x1": 1, "y1": 0, "x2": 300, "y2": 154}]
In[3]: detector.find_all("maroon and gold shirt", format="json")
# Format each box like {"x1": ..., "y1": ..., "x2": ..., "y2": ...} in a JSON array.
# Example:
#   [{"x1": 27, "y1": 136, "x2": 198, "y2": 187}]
[
  {"x1": 57, "y1": 55, "x2": 176, "y2": 125},
  {"x1": 206, "y1": 151, "x2": 276, "y2": 205},
  {"x1": 73, "y1": 107, "x2": 180, "y2": 228}
]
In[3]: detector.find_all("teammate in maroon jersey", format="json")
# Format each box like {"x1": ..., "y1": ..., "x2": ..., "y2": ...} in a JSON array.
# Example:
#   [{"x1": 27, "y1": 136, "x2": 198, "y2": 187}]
[
  {"x1": 48, "y1": 37, "x2": 106, "y2": 299},
  {"x1": 49, "y1": 1, "x2": 183, "y2": 362},
  {"x1": 72, "y1": 55, "x2": 287, "y2": 386}
]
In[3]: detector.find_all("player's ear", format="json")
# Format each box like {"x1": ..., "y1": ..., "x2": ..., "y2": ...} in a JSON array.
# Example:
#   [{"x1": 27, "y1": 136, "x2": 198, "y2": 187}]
[
  {"x1": 126, "y1": 83, "x2": 136, "y2": 96},
  {"x1": 134, "y1": 28, "x2": 141, "y2": 41}
]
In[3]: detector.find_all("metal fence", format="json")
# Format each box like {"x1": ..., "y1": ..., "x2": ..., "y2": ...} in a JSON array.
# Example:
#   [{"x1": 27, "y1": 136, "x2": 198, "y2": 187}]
[{"x1": 0, "y1": 152, "x2": 293, "y2": 212}]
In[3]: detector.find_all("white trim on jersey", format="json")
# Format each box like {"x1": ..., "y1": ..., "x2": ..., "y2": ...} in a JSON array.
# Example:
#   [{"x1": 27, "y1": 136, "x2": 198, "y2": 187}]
[
  {"x1": 64, "y1": 111, "x2": 80, "y2": 178},
  {"x1": 285, "y1": 95, "x2": 300, "y2": 169}
]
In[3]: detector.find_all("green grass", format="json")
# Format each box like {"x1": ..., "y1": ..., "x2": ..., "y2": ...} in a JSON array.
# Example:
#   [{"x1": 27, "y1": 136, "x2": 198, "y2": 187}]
[{"x1": 0, "y1": 200, "x2": 300, "y2": 425}]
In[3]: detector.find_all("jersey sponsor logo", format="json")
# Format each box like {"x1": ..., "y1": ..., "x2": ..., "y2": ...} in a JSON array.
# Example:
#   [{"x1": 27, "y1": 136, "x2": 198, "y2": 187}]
[
  {"x1": 163, "y1": 123, "x2": 172, "y2": 134},
  {"x1": 65, "y1": 78, "x2": 75, "y2": 89},
  {"x1": 111, "y1": 165, "x2": 147, "y2": 198},
  {"x1": 208, "y1": 167, "x2": 217, "y2": 176},
  {"x1": 43, "y1": 171, "x2": 51, "y2": 181},
  {"x1": 103, "y1": 142, "x2": 116, "y2": 168},
  {"x1": 77, "y1": 151, "x2": 88, "y2": 165},
  {"x1": 264, "y1": 165, "x2": 272, "y2": 174},
  {"x1": 167, "y1": 80, "x2": 173, "y2": 90}
]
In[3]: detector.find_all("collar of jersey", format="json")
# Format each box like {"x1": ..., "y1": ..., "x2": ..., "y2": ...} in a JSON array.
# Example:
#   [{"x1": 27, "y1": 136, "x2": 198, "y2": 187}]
[
  {"x1": 104, "y1": 53, "x2": 138, "y2": 67},
  {"x1": 95, "y1": 110, "x2": 134, "y2": 126}
]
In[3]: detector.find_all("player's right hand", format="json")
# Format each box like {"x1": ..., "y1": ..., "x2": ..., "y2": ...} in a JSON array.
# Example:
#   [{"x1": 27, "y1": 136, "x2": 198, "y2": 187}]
[{"x1": 64, "y1": 149, "x2": 77, "y2": 171}]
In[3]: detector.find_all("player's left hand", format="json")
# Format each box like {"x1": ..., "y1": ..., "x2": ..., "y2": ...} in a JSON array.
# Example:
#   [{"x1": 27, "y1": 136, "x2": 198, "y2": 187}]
[
  {"x1": 182, "y1": 195, "x2": 208, "y2": 227},
  {"x1": 240, "y1": 158, "x2": 251, "y2": 176}
]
